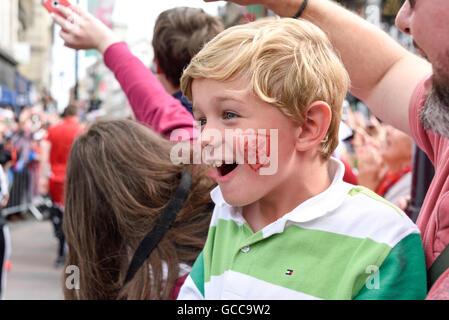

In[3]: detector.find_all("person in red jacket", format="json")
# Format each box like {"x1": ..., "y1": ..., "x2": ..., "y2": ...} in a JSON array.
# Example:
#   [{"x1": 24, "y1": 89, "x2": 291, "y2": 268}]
[{"x1": 40, "y1": 104, "x2": 83, "y2": 267}]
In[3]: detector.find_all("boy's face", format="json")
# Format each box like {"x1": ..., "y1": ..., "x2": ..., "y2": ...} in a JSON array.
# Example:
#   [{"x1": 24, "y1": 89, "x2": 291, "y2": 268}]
[{"x1": 192, "y1": 77, "x2": 300, "y2": 207}]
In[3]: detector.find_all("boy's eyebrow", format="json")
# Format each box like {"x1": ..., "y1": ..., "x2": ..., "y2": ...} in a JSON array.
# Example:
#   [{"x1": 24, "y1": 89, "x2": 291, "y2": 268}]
[
  {"x1": 192, "y1": 95, "x2": 245, "y2": 115},
  {"x1": 212, "y1": 95, "x2": 245, "y2": 106}
]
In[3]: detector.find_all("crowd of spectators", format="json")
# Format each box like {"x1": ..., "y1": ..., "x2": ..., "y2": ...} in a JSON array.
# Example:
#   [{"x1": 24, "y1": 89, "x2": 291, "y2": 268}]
[{"x1": 0, "y1": 102, "x2": 93, "y2": 221}]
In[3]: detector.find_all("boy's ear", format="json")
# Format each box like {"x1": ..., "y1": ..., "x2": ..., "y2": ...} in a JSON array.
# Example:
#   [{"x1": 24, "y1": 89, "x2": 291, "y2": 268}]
[{"x1": 295, "y1": 101, "x2": 332, "y2": 153}]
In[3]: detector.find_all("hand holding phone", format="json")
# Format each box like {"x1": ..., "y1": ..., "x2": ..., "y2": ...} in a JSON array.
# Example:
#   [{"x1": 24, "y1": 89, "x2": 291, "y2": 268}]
[
  {"x1": 50, "y1": 1, "x2": 119, "y2": 53},
  {"x1": 42, "y1": 0, "x2": 71, "y2": 15}
]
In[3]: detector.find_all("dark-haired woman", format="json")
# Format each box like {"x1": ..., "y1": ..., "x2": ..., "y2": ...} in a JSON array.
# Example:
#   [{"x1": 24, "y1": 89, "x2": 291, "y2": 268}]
[{"x1": 64, "y1": 120, "x2": 215, "y2": 300}]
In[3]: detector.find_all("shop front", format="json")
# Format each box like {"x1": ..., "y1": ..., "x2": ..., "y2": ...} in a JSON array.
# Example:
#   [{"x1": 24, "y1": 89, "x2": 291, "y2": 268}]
[
  {"x1": 0, "y1": 85, "x2": 15, "y2": 107},
  {"x1": 0, "y1": 48, "x2": 18, "y2": 109},
  {"x1": 15, "y1": 72, "x2": 31, "y2": 112}
]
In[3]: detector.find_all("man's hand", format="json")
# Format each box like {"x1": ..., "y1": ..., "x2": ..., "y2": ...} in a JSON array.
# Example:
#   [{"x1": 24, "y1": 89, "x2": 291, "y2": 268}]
[
  {"x1": 396, "y1": 195, "x2": 411, "y2": 211},
  {"x1": 51, "y1": 3, "x2": 119, "y2": 54}
]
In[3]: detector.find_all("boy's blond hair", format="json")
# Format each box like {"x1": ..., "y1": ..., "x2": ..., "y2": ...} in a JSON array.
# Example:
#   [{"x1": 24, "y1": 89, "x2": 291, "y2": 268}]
[{"x1": 181, "y1": 18, "x2": 350, "y2": 159}]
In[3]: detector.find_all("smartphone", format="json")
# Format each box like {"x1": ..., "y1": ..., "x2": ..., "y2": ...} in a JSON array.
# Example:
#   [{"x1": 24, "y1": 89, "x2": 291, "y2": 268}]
[{"x1": 42, "y1": 0, "x2": 71, "y2": 15}]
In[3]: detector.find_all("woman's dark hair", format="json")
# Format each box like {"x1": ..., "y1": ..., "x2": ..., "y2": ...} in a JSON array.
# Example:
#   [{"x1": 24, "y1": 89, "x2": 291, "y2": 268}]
[{"x1": 63, "y1": 119, "x2": 215, "y2": 300}]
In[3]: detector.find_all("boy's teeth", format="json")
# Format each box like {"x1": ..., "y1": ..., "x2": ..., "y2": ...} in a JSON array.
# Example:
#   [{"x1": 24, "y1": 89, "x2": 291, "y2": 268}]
[{"x1": 213, "y1": 161, "x2": 223, "y2": 168}]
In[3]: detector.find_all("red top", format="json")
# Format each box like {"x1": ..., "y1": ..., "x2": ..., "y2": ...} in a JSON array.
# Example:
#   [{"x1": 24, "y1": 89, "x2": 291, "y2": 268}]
[
  {"x1": 375, "y1": 165, "x2": 412, "y2": 197},
  {"x1": 45, "y1": 118, "x2": 83, "y2": 204},
  {"x1": 170, "y1": 275, "x2": 188, "y2": 300},
  {"x1": 409, "y1": 75, "x2": 449, "y2": 299},
  {"x1": 341, "y1": 159, "x2": 358, "y2": 185}
]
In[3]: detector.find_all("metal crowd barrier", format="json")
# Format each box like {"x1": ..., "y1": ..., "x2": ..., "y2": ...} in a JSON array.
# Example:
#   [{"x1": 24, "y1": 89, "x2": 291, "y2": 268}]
[{"x1": 0, "y1": 165, "x2": 51, "y2": 221}]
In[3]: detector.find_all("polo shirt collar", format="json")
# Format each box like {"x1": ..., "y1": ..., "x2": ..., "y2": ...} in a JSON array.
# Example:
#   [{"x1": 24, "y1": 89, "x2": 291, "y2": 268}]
[
  {"x1": 210, "y1": 185, "x2": 227, "y2": 207},
  {"x1": 284, "y1": 157, "x2": 348, "y2": 223},
  {"x1": 210, "y1": 157, "x2": 349, "y2": 224}
]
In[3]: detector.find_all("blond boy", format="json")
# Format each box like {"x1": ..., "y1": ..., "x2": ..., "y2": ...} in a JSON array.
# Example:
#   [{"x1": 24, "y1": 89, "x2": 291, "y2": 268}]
[{"x1": 178, "y1": 18, "x2": 426, "y2": 300}]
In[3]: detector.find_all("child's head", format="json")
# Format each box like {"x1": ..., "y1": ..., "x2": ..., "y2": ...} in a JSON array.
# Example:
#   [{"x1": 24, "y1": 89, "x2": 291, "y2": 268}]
[
  {"x1": 64, "y1": 119, "x2": 215, "y2": 300},
  {"x1": 61, "y1": 104, "x2": 78, "y2": 118},
  {"x1": 182, "y1": 18, "x2": 349, "y2": 160},
  {"x1": 181, "y1": 18, "x2": 349, "y2": 207},
  {"x1": 153, "y1": 7, "x2": 224, "y2": 90}
]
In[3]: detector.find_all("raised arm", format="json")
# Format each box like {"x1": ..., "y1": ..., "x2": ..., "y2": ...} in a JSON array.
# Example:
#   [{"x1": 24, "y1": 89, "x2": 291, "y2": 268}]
[
  {"x1": 52, "y1": 4, "x2": 197, "y2": 140},
  {"x1": 102, "y1": 42, "x2": 196, "y2": 139},
  {"x1": 205, "y1": 0, "x2": 431, "y2": 135}
]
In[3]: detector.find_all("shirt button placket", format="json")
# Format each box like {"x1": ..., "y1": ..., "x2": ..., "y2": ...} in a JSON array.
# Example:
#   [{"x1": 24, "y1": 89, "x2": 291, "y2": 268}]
[{"x1": 241, "y1": 246, "x2": 251, "y2": 254}]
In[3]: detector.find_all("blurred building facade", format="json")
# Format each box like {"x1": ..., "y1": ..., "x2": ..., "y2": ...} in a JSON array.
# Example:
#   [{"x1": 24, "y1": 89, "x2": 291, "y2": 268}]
[
  {"x1": 0, "y1": 0, "x2": 54, "y2": 114},
  {"x1": 0, "y1": 0, "x2": 20, "y2": 54},
  {"x1": 17, "y1": 0, "x2": 53, "y2": 96},
  {"x1": 0, "y1": 0, "x2": 20, "y2": 109}
]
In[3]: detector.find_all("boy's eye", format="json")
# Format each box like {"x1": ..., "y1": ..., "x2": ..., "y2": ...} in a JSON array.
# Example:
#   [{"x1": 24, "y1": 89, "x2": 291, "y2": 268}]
[
  {"x1": 223, "y1": 112, "x2": 238, "y2": 120},
  {"x1": 198, "y1": 118, "x2": 207, "y2": 127}
]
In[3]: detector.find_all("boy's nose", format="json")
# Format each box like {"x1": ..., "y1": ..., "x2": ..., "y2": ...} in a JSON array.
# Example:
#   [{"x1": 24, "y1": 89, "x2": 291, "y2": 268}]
[
  {"x1": 200, "y1": 127, "x2": 223, "y2": 150},
  {"x1": 395, "y1": 3, "x2": 412, "y2": 35}
]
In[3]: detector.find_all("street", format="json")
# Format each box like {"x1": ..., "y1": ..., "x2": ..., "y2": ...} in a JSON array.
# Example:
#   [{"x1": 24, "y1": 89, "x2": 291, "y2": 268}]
[{"x1": 4, "y1": 217, "x2": 64, "y2": 300}]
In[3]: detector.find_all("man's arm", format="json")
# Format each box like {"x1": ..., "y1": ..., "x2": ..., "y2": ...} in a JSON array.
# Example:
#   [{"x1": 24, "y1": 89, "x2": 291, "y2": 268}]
[
  {"x1": 103, "y1": 43, "x2": 197, "y2": 139},
  {"x1": 205, "y1": 0, "x2": 431, "y2": 135},
  {"x1": 39, "y1": 139, "x2": 51, "y2": 195}
]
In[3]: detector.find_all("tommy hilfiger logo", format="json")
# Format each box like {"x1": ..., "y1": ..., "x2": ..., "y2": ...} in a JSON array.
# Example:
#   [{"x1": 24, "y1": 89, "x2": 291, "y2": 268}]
[{"x1": 285, "y1": 269, "x2": 294, "y2": 276}]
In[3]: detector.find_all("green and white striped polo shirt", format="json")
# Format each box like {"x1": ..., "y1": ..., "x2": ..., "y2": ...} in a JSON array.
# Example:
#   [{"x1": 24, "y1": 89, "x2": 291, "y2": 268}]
[{"x1": 178, "y1": 158, "x2": 427, "y2": 300}]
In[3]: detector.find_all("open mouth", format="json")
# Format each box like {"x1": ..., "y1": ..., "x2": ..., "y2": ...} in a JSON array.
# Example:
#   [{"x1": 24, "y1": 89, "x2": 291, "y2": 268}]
[{"x1": 216, "y1": 163, "x2": 239, "y2": 177}]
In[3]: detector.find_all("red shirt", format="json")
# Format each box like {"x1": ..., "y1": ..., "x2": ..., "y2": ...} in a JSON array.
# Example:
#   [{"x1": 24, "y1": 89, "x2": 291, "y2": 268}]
[
  {"x1": 375, "y1": 165, "x2": 412, "y2": 197},
  {"x1": 409, "y1": 75, "x2": 449, "y2": 299},
  {"x1": 45, "y1": 118, "x2": 83, "y2": 204},
  {"x1": 341, "y1": 159, "x2": 358, "y2": 185}
]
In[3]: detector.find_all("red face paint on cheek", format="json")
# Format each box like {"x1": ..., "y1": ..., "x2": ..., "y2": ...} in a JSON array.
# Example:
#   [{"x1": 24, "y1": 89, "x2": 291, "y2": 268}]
[{"x1": 236, "y1": 132, "x2": 271, "y2": 173}]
